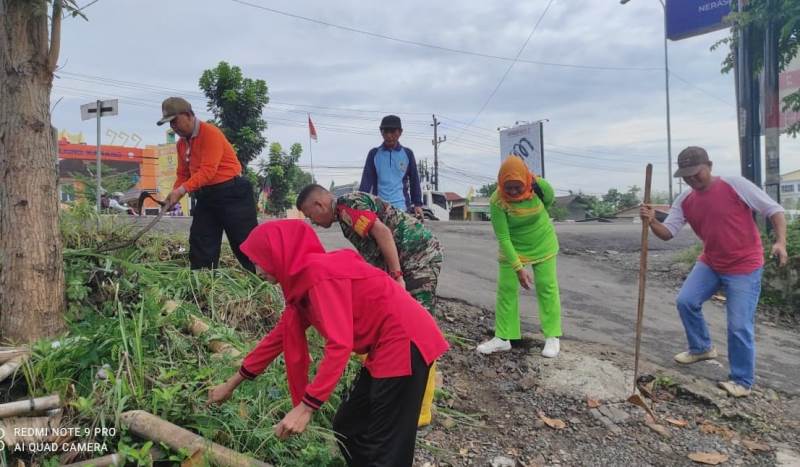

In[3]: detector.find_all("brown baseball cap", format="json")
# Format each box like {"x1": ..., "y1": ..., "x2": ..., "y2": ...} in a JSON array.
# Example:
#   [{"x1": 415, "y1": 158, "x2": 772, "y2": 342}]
[
  {"x1": 673, "y1": 146, "x2": 711, "y2": 178},
  {"x1": 157, "y1": 97, "x2": 192, "y2": 126}
]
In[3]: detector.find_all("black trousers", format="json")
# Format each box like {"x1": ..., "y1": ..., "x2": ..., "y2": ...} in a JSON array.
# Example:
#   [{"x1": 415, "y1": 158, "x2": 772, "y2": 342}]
[
  {"x1": 189, "y1": 176, "x2": 258, "y2": 272},
  {"x1": 333, "y1": 344, "x2": 431, "y2": 467}
]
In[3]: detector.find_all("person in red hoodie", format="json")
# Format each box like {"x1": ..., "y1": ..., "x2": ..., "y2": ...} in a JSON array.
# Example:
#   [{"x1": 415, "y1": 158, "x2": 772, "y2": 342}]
[{"x1": 208, "y1": 220, "x2": 449, "y2": 466}]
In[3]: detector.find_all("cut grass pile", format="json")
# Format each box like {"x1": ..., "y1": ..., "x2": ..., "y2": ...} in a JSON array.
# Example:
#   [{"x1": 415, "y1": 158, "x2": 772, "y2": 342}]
[{"x1": 4, "y1": 203, "x2": 354, "y2": 466}]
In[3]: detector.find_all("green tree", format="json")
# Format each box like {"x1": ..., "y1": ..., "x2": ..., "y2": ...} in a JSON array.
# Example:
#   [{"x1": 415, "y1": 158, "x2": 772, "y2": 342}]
[
  {"x1": 242, "y1": 166, "x2": 261, "y2": 202},
  {"x1": 602, "y1": 188, "x2": 622, "y2": 207},
  {"x1": 589, "y1": 199, "x2": 617, "y2": 218},
  {"x1": 548, "y1": 205, "x2": 568, "y2": 221},
  {"x1": 714, "y1": 0, "x2": 800, "y2": 136},
  {"x1": 66, "y1": 163, "x2": 138, "y2": 203},
  {"x1": 478, "y1": 182, "x2": 497, "y2": 197},
  {"x1": 286, "y1": 143, "x2": 314, "y2": 192},
  {"x1": 260, "y1": 143, "x2": 312, "y2": 216},
  {"x1": 593, "y1": 186, "x2": 642, "y2": 216},
  {"x1": 619, "y1": 185, "x2": 641, "y2": 210},
  {"x1": 650, "y1": 190, "x2": 671, "y2": 205},
  {"x1": 199, "y1": 62, "x2": 268, "y2": 167}
]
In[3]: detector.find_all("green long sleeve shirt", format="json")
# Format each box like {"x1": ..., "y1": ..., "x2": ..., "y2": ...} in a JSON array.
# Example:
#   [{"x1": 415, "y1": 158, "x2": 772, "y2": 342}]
[{"x1": 490, "y1": 178, "x2": 559, "y2": 271}]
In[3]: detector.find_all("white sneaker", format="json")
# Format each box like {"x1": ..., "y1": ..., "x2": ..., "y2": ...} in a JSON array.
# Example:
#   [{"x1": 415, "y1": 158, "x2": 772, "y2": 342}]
[
  {"x1": 541, "y1": 337, "x2": 560, "y2": 358},
  {"x1": 476, "y1": 337, "x2": 511, "y2": 355}
]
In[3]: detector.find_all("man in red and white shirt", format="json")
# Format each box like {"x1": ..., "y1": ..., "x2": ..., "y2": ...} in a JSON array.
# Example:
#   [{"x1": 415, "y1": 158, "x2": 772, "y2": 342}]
[{"x1": 641, "y1": 147, "x2": 787, "y2": 397}]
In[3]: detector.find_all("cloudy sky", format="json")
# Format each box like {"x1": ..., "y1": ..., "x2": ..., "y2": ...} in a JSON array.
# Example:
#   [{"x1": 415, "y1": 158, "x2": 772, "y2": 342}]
[{"x1": 52, "y1": 0, "x2": 799, "y2": 199}]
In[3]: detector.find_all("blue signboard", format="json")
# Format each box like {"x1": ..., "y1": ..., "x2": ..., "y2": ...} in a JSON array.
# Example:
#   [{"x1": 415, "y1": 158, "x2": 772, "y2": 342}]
[{"x1": 666, "y1": 0, "x2": 733, "y2": 41}]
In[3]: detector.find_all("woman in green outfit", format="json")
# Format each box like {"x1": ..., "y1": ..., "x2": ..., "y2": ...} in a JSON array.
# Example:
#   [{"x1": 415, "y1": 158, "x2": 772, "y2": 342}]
[{"x1": 477, "y1": 155, "x2": 562, "y2": 358}]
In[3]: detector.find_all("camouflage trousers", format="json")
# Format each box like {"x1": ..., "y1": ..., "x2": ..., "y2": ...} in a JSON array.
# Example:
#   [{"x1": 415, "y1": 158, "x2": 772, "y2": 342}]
[{"x1": 403, "y1": 243, "x2": 443, "y2": 313}]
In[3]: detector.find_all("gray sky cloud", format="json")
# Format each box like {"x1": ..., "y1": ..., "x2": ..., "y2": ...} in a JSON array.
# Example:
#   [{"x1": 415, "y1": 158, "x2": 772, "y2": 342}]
[{"x1": 52, "y1": 0, "x2": 799, "y2": 198}]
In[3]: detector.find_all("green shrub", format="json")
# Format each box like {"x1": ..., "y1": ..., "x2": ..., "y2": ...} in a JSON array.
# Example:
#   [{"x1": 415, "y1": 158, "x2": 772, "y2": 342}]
[
  {"x1": 760, "y1": 219, "x2": 800, "y2": 313},
  {"x1": 548, "y1": 205, "x2": 568, "y2": 221}
]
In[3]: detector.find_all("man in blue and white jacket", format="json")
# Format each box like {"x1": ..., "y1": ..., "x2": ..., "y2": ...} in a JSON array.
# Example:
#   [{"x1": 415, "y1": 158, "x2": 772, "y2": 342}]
[{"x1": 359, "y1": 115, "x2": 424, "y2": 218}]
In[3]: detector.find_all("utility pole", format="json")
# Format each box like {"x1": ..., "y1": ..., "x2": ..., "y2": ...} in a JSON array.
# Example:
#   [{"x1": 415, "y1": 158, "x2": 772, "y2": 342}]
[
  {"x1": 431, "y1": 114, "x2": 446, "y2": 191},
  {"x1": 80, "y1": 99, "x2": 118, "y2": 210},
  {"x1": 764, "y1": 0, "x2": 781, "y2": 207},
  {"x1": 735, "y1": 1, "x2": 762, "y2": 187}
]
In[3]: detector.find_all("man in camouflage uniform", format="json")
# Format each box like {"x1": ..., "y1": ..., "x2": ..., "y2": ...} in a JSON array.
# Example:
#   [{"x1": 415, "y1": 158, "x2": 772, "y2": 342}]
[
  {"x1": 296, "y1": 184, "x2": 442, "y2": 312},
  {"x1": 296, "y1": 184, "x2": 443, "y2": 427}
]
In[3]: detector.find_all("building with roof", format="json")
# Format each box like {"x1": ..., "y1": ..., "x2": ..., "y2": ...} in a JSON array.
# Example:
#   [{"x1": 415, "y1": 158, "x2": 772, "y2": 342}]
[{"x1": 780, "y1": 169, "x2": 800, "y2": 209}]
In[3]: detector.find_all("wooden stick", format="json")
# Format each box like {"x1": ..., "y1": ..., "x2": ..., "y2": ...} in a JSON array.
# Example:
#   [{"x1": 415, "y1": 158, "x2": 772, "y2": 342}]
[
  {"x1": 0, "y1": 395, "x2": 61, "y2": 419},
  {"x1": 0, "y1": 347, "x2": 28, "y2": 364},
  {"x1": 0, "y1": 354, "x2": 28, "y2": 383},
  {"x1": 633, "y1": 163, "x2": 653, "y2": 392},
  {"x1": 121, "y1": 410, "x2": 271, "y2": 467},
  {"x1": 95, "y1": 207, "x2": 164, "y2": 253}
]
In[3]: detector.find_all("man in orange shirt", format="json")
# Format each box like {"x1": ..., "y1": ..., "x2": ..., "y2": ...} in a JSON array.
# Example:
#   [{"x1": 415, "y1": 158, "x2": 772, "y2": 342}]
[{"x1": 157, "y1": 97, "x2": 258, "y2": 271}]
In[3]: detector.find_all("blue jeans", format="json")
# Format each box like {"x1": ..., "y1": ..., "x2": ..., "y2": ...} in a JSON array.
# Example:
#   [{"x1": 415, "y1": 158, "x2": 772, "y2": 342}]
[{"x1": 676, "y1": 262, "x2": 763, "y2": 388}]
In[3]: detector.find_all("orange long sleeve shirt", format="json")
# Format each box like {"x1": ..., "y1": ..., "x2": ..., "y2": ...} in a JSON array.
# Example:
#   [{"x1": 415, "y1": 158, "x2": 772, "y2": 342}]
[{"x1": 173, "y1": 121, "x2": 242, "y2": 193}]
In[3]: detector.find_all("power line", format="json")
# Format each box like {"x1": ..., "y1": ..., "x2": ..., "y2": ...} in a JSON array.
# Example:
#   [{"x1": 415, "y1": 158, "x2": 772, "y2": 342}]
[
  {"x1": 52, "y1": 84, "x2": 438, "y2": 142},
  {"x1": 438, "y1": 115, "x2": 498, "y2": 136},
  {"x1": 461, "y1": 0, "x2": 555, "y2": 132},
  {"x1": 547, "y1": 142, "x2": 661, "y2": 160},
  {"x1": 54, "y1": 75, "x2": 664, "y2": 171},
  {"x1": 228, "y1": 0, "x2": 662, "y2": 72},
  {"x1": 546, "y1": 148, "x2": 667, "y2": 166},
  {"x1": 57, "y1": 71, "x2": 433, "y2": 116},
  {"x1": 669, "y1": 71, "x2": 734, "y2": 106}
]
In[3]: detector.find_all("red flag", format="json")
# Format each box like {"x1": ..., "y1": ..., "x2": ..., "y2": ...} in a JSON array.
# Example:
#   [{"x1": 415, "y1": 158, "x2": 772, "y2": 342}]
[{"x1": 308, "y1": 115, "x2": 318, "y2": 142}]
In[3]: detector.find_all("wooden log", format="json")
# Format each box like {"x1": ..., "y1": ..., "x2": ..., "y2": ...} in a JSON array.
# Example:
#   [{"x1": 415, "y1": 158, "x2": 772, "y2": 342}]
[
  {"x1": 0, "y1": 355, "x2": 28, "y2": 383},
  {"x1": 61, "y1": 453, "x2": 124, "y2": 467},
  {"x1": 0, "y1": 414, "x2": 62, "y2": 445},
  {"x1": 187, "y1": 316, "x2": 241, "y2": 358},
  {"x1": 208, "y1": 340, "x2": 242, "y2": 358},
  {"x1": 120, "y1": 410, "x2": 272, "y2": 467},
  {"x1": 0, "y1": 395, "x2": 61, "y2": 418},
  {"x1": 62, "y1": 447, "x2": 166, "y2": 467},
  {"x1": 188, "y1": 316, "x2": 210, "y2": 336},
  {"x1": 0, "y1": 347, "x2": 28, "y2": 364}
]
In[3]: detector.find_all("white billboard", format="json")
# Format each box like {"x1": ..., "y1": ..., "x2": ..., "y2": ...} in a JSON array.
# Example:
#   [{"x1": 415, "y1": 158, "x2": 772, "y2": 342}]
[{"x1": 499, "y1": 122, "x2": 544, "y2": 176}]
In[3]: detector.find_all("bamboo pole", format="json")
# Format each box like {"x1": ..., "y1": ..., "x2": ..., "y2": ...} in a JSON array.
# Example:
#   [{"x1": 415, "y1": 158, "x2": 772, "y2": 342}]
[
  {"x1": 121, "y1": 410, "x2": 271, "y2": 467},
  {"x1": 0, "y1": 395, "x2": 61, "y2": 418}
]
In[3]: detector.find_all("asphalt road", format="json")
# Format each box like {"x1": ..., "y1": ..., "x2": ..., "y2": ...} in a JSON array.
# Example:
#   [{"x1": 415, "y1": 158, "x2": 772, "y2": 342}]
[
  {"x1": 315, "y1": 220, "x2": 800, "y2": 395},
  {"x1": 147, "y1": 216, "x2": 799, "y2": 394}
]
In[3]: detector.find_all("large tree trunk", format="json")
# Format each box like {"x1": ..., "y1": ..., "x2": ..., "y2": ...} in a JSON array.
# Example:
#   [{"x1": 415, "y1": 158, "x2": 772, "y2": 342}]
[{"x1": 0, "y1": 0, "x2": 66, "y2": 343}]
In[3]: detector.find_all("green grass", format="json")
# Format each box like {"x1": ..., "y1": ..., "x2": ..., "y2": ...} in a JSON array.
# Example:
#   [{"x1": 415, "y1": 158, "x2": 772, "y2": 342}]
[
  {"x1": 674, "y1": 244, "x2": 702, "y2": 266},
  {"x1": 10, "y1": 202, "x2": 354, "y2": 466}
]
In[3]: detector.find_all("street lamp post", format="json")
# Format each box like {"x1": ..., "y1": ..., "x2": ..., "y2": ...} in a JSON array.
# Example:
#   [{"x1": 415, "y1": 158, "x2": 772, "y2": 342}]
[{"x1": 621, "y1": 0, "x2": 673, "y2": 203}]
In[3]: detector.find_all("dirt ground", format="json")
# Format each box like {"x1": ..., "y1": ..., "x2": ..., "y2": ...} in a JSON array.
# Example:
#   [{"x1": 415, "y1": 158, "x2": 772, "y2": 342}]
[
  {"x1": 415, "y1": 299, "x2": 800, "y2": 467},
  {"x1": 567, "y1": 246, "x2": 800, "y2": 331}
]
